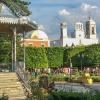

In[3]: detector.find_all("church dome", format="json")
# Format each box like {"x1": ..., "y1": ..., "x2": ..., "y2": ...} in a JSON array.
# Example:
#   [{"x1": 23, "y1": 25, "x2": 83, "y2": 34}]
[{"x1": 30, "y1": 30, "x2": 48, "y2": 40}]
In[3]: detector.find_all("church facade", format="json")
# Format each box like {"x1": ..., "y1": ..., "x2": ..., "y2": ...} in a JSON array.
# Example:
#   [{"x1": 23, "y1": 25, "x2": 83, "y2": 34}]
[{"x1": 50, "y1": 17, "x2": 99, "y2": 47}]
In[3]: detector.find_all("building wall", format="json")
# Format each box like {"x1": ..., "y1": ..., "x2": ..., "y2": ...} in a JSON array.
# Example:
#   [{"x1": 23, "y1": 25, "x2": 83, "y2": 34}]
[
  {"x1": 21, "y1": 39, "x2": 49, "y2": 47},
  {"x1": 50, "y1": 40, "x2": 61, "y2": 46},
  {"x1": 51, "y1": 38, "x2": 99, "y2": 47},
  {"x1": 75, "y1": 30, "x2": 85, "y2": 39},
  {"x1": 63, "y1": 38, "x2": 98, "y2": 46},
  {"x1": 62, "y1": 38, "x2": 79, "y2": 46},
  {"x1": 75, "y1": 22, "x2": 85, "y2": 39}
]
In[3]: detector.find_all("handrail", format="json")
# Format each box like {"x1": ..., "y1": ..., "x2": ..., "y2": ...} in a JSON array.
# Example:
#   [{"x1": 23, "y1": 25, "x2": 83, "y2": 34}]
[{"x1": 16, "y1": 62, "x2": 31, "y2": 92}]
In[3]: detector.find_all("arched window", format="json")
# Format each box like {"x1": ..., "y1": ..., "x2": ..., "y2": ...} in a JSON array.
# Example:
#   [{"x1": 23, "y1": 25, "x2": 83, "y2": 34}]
[
  {"x1": 81, "y1": 24, "x2": 83, "y2": 30},
  {"x1": 92, "y1": 27, "x2": 95, "y2": 34},
  {"x1": 79, "y1": 24, "x2": 81, "y2": 30}
]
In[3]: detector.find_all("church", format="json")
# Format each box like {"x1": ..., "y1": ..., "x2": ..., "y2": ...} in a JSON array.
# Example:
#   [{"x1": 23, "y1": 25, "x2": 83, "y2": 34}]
[{"x1": 50, "y1": 17, "x2": 99, "y2": 47}]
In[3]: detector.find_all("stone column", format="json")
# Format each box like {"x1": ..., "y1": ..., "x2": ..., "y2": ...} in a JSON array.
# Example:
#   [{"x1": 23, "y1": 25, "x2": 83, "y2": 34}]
[
  {"x1": 12, "y1": 36, "x2": 14, "y2": 71},
  {"x1": 13, "y1": 27, "x2": 17, "y2": 71},
  {"x1": 23, "y1": 31, "x2": 26, "y2": 71}
]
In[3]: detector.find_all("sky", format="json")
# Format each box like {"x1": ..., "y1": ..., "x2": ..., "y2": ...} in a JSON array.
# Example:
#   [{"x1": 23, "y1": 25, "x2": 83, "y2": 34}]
[{"x1": 29, "y1": 0, "x2": 100, "y2": 40}]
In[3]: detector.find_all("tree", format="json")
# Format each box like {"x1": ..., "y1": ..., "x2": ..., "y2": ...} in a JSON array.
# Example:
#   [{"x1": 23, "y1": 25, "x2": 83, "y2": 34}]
[
  {"x1": 16, "y1": 34, "x2": 24, "y2": 61},
  {"x1": 46, "y1": 47, "x2": 64, "y2": 68},
  {"x1": 0, "y1": 34, "x2": 12, "y2": 65},
  {"x1": 63, "y1": 47, "x2": 69, "y2": 65},
  {"x1": 25, "y1": 47, "x2": 48, "y2": 69},
  {"x1": 0, "y1": 0, "x2": 31, "y2": 17},
  {"x1": 83, "y1": 44, "x2": 100, "y2": 67},
  {"x1": 18, "y1": 44, "x2": 100, "y2": 69},
  {"x1": 36, "y1": 47, "x2": 48, "y2": 68},
  {"x1": 63, "y1": 46, "x2": 85, "y2": 67},
  {"x1": 67, "y1": 44, "x2": 100, "y2": 67}
]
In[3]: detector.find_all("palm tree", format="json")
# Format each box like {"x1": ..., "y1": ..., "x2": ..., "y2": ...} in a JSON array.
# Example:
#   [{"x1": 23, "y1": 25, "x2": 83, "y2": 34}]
[{"x1": 0, "y1": 0, "x2": 31, "y2": 17}]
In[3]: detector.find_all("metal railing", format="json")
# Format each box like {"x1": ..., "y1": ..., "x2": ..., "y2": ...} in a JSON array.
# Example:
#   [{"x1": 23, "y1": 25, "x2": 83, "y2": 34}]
[{"x1": 16, "y1": 62, "x2": 31, "y2": 92}]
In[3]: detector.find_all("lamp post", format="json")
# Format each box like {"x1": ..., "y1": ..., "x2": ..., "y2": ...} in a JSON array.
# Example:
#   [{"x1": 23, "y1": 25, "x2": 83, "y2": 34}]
[
  {"x1": 34, "y1": 55, "x2": 38, "y2": 68},
  {"x1": 69, "y1": 44, "x2": 75, "y2": 91},
  {"x1": 69, "y1": 57, "x2": 72, "y2": 82},
  {"x1": 69, "y1": 44, "x2": 74, "y2": 82}
]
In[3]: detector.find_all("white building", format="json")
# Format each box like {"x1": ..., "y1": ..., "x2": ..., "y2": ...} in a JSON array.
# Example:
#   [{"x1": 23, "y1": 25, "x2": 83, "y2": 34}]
[{"x1": 50, "y1": 17, "x2": 99, "y2": 47}]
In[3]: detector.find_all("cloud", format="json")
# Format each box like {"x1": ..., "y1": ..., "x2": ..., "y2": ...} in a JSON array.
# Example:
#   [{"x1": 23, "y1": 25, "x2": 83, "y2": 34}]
[
  {"x1": 81, "y1": 3, "x2": 98, "y2": 12},
  {"x1": 30, "y1": 0, "x2": 100, "y2": 39},
  {"x1": 38, "y1": 25, "x2": 45, "y2": 31},
  {"x1": 59, "y1": 9, "x2": 70, "y2": 16}
]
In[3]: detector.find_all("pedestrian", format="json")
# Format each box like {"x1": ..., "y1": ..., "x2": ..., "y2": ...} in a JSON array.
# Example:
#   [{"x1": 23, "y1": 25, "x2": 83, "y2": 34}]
[{"x1": 34, "y1": 69, "x2": 39, "y2": 78}]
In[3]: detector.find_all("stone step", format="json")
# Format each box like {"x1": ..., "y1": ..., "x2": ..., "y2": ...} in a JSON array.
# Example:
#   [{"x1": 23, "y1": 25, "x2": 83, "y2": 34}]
[
  {"x1": 0, "y1": 91, "x2": 24, "y2": 95},
  {"x1": 0, "y1": 91, "x2": 24, "y2": 96},
  {"x1": 9, "y1": 95, "x2": 26, "y2": 100},
  {"x1": 0, "y1": 87, "x2": 24, "y2": 90},
  {"x1": 0, "y1": 75, "x2": 18, "y2": 80},
  {"x1": 0, "y1": 77, "x2": 19, "y2": 81},
  {"x1": 0, "y1": 80, "x2": 18, "y2": 83},
  {"x1": 0, "y1": 82, "x2": 21, "y2": 85},
  {"x1": 0, "y1": 82, "x2": 19, "y2": 85},
  {"x1": 0, "y1": 85, "x2": 23, "y2": 88},
  {"x1": 0, "y1": 89, "x2": 25, "y2": 94},
  {"x1": 0, "y1": 95, "x2": 26, "y2": 100},
  {"x1": 0, "y1": 72, "x2": 16, "y2": 74},
  {"x1": 0, "y1": 89, "x2": 24, "y2": 94},
  {"x1": 0, "y1": 72, "x2": 26, "y2": 99},
  {"x1": 0, "y1": 77, "x2": 18, "y2": 80},
  {"x1": 0, "y1": 73, "x2": 17, "y2": 76},
  {"x1": 0, "y1": 76, "x2": 18, "y2": 78}
]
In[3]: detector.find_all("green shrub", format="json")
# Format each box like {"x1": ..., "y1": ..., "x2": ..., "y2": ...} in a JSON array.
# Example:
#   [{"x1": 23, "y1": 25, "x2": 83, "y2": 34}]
[
  {"x1": 49, "y1": 91, "x2": 100, "y2": 100},
  {"x1": 0, "y1": 93, "x2": 8, "y2": 100},
  {"x1": 48, "y1": 73, "x2": 81, "y2": 82},
  {"x1": 48, "y1": 73, "x2": 100, "y2": 83},
  {"x1": 92, "y1": 76, "x2": 100, "y2": 82},
  {"x1": 48, "y1": 73, "x2": 70, "y2": 82}
]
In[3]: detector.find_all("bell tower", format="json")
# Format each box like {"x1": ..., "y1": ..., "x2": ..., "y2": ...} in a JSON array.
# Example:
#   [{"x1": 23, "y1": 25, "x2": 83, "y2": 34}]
[
  {"x1": 86, "y1": 17, "x2": 97, "y2": 39},
  {"x1": 75, "y1": 22, "x2": 85, "y2": 39},
  {"x1": 60, "y1": 22, "x2": 67, "y2": 46}
]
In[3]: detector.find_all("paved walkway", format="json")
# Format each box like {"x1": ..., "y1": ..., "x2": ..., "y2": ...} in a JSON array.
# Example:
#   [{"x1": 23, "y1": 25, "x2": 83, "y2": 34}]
[{"x1": 54, "y1": 82, "x2": 100, "y2": 92}]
